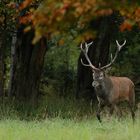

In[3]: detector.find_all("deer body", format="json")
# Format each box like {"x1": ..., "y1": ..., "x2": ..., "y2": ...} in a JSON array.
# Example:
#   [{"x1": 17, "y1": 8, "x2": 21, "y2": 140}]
[
  {"x1": 95, "y1": 76, "x2": 135, "y2": 104},
  {"x1": 109, "y1": 77, "x2": 134, "y2": 103},
  {"x1": 80, "y1": 41, "x2": 135, "y2": 122},
  {"x1": 95, "y1": 76, "x2": 135, "y2": 122}
]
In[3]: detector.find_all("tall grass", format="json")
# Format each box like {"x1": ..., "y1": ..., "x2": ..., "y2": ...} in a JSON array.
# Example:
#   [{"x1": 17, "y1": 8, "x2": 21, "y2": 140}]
[
  {"x1": 0, "y1": 96, "x2": 96, "y2": 120},
  {"x1": 0, "y1": 96, "x2": 139, "y2": 140}
]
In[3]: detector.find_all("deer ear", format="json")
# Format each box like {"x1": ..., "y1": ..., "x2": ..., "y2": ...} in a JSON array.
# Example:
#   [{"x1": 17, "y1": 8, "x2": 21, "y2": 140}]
[
  {"x1": 105, "y1": 67, "x2": 111, "y2": 74},
  {"x1": 92, "y1": 69, "x2": 95, "y2": 73}
]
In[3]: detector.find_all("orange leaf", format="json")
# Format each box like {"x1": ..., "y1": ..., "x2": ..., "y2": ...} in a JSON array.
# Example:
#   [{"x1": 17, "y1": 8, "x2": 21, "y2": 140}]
[
  {"x1": 119, "y1": 21, "x2": 132, "y2": 32},
  {"x1": 19, "y1": 13, "x2": 33, "y2": 24},
  {"x1": 19, "y1": 0, "x2": 33, "y2": 10},
  {"x1": 135, "y1": 7, "x2": 140, "y2": 18},
  {"x1": 58, "y1": 39, "x2": 65, "y2": 46}
]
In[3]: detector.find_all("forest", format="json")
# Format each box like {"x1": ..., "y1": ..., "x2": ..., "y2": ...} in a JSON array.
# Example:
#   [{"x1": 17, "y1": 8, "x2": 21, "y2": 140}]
[{"x1": 0, "y1": 0, "x2": 140, "y2": 139}]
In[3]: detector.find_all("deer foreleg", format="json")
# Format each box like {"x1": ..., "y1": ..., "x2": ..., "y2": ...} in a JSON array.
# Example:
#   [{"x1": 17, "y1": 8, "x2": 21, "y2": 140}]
[{"x1": 96, "y1": 102, "x2": 105, "y2": 123}]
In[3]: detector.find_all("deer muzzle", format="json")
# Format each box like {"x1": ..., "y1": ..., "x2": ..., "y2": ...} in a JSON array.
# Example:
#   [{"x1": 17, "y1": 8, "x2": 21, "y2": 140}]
[{"x1": 92, "y1": 81, "x2": 99, "y2": 87}]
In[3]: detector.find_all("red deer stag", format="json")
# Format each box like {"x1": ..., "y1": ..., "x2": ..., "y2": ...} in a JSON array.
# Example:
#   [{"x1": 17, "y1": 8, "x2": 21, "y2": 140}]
[{"x1": 80, "y1": 40, "x2": 135, "y2": 122}]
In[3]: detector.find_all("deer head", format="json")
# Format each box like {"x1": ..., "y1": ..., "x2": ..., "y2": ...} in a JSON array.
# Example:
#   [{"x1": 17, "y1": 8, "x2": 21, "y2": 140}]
[{"x1": 80, "y1": 40, "x2": 126, "y2": 87}]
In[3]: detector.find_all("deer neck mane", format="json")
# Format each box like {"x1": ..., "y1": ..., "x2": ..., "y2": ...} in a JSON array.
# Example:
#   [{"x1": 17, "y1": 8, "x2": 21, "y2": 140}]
[{"x1": 94, "y1": 75, "x2": 113, "y2": 100}]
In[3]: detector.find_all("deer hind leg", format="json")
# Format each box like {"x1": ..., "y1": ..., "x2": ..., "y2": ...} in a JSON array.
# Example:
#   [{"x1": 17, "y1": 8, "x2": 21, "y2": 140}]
[
  {"x1": 112, "y1": 105, "x2": 123, "y2": 121},
  {"x1": 109, "y1": 104, "x2": 115, "y2": 115},
  {"x1": 128, "y1": 101, "x2": 135, "y2": 122},
  {"x1": 128, "y1": 88, "x2": 135, "y2": 122}
]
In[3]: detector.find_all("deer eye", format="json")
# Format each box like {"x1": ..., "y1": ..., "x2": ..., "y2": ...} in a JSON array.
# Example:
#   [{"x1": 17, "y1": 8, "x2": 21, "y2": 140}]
[
  {"x1": 99, "y1": 73, "x2": 104, "y2": 79},
  {"x1": 92, "y1": 73, "x2": 95, "y2": 79}
]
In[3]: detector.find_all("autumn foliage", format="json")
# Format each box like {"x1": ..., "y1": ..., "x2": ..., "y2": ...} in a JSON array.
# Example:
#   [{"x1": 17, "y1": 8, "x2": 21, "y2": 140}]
[
  {"x1": 18, "y1": 0, "x2": 33, "y2": 10},
  {"x1": 10, "y1": 0, "x2": 140, "y2": 43},
  {"x1": 119, "y1": 21, "x2": 132, "y2": 32}
]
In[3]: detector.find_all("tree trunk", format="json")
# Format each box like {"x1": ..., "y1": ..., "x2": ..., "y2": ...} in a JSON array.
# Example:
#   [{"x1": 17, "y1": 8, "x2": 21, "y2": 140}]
[
  {"x1": 8, "y1": 31, "x2": 17, "y2": 96},
  {"x1": 10, "y1": 27, "x2": 47, "y2": 106},
  {"x1": 76, "y1": 13, "x2": 119, "y2": 100},
  {"x1": 0, "y1": 36, "x2": 4, "y2": 97}
]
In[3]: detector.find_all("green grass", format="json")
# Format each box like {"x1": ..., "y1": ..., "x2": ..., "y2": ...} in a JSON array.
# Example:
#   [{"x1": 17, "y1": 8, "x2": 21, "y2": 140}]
[
  {"x1": 0, "y1": 96, "x2": 139, "y2": 140},
  {"x1": 0, "y1": 117, "x2": 139, "y2": 140}
]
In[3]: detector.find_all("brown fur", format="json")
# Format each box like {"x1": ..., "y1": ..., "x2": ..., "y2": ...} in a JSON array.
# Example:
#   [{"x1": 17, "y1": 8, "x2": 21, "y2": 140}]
[{"x1": 96, "y1": 75, "x2": 135, "y2": 123}]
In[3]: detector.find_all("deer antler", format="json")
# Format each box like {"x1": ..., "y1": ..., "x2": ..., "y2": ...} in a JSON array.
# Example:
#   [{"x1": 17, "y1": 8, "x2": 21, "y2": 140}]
[
  {"x1": 100, "y1": 40, "x2": 126, "y2": 70},
  {"x1": 80, "y1": 42, "x2": 99, "y2": 71}
]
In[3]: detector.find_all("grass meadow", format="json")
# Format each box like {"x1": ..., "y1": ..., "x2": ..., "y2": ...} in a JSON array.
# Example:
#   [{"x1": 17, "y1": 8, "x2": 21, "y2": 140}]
[
  {"x1": 0, "y1": 96, "x2": 139, "y2": 140},
  {"x1": 0, "y1": 117, "x2": 139, "y2": 140}
]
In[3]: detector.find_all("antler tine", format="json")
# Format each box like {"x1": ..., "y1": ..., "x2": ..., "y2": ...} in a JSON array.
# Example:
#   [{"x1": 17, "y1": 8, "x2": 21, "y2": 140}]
[
  {"x1": 101, "y1": 40, "x2": 126, "y2": 70},
  {"x1": 110, "y1": 53, "x2": 113, "y2": 61},
  {"x1": 87, "y1": 41, "x2": 93, "y2": 47},
  {"x1": 80, "y1": 42, "x2": 99, "y2": 70},
  {"x1": 80, "y1": 42, "x2": 91, "y2": 67},
  {"x1": 116, "y1": 40, "x2": 126, "y2": 51},
  {"x1": 81, "y1": 59, "x2": 90, "y2": 67},
  {"x1": 85, "y1": 42, "x2": 89, "y2": 53},
  {"x1": 80, "y1": 42, "x2": 93, "y2": 53},
  {"x1": 80, "y1": 43, "x2": 85, "y2": 52}
]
